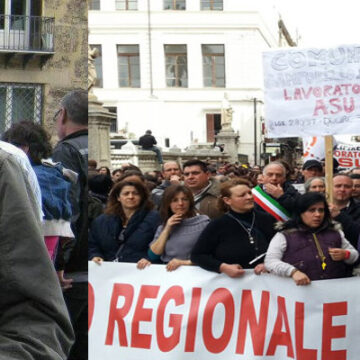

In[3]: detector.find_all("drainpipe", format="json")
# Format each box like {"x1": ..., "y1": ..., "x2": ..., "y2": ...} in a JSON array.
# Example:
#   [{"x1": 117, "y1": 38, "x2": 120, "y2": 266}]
[{"x1": 147, "y1": 0, "x2": 154, "y2": 97}]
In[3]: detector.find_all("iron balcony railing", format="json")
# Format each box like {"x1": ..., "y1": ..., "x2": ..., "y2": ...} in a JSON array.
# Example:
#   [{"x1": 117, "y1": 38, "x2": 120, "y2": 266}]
[{"x1": 0, "y1": 15, "x2": 55, "y2": 52}]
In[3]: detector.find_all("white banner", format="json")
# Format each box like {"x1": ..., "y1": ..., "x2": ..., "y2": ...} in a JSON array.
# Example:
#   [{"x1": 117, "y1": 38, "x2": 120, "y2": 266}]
[
  {"x1": 89, "y1": 262, "x2": 360, "y2": 360},
  {"x1": 334, "y1": 142, "x2": 360, "y2": 168},
  {"x1": 263, "y1": 45, "x2": 360, "y2": 138}
]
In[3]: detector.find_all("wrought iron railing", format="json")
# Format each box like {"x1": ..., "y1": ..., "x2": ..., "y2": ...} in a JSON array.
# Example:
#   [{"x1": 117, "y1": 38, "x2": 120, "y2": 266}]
[{"x1": 0, "y1": 15, "x2": 55, "y2": 52}]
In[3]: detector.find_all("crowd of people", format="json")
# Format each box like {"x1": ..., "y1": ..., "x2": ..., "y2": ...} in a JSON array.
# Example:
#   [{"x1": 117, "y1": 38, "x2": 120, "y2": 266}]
[{"x1": 89, "y1": 157, "x2": 360, "y2": 285}]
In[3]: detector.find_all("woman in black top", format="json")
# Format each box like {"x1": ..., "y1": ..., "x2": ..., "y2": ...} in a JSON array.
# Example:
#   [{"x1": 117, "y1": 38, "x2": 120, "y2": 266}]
[{"x1": 191, "y1": 178, "x2": 276, "y2": 277}]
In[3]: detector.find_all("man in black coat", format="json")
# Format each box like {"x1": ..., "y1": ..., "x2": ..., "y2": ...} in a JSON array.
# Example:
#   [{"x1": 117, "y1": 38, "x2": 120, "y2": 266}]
[
  {"x1": 329, "y1": 174, "x2": 360, "y2": 248},
  {"x1": 139, "y1": 129, "x2": 163, "y2": 164}
]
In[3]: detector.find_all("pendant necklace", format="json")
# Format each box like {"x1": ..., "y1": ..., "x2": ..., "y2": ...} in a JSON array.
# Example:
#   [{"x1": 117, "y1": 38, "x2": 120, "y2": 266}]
[{"x1": 226, "y1": 212, "x2": 255, "y2": 245}]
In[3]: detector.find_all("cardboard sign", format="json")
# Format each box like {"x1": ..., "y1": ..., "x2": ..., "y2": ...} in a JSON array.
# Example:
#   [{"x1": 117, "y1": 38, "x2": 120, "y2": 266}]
[{"x1": 263, "y1": 45, "x2": 360, "y2": 138}]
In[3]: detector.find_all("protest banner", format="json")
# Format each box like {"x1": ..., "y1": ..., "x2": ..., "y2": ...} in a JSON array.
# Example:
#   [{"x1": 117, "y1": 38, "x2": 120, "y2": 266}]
[
  {"x1": 89, "y1": 262, "x2": 360, "y2": 360},
  {"x1": 334, "y1": 142, "x2": 360, "y2": 168},
  {"x1": 263, "y1": 45, "x2": 360, "y2": 138}
]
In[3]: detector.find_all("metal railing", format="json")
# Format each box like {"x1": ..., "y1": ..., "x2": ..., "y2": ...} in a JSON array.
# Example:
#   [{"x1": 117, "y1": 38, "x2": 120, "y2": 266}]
[{"x1": 0, "y1": 15, "x2": 55, "y2": 52}]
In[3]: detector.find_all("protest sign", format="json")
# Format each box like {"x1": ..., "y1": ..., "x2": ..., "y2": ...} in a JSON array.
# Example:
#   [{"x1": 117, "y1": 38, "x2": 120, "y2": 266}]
[
  {"x1": 89, "y1": 262, "x2": 360, "y2": 360},
  {"x1": 263, "y1": 45, "x2": 360, "y2": 138},
  {"x1": 334, "y1": 142, "x2": 360, "y2": 168}
]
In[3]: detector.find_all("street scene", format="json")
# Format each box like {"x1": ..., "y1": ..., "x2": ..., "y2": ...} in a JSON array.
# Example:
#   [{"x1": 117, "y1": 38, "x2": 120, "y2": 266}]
[
  {"x1": 0, "y1": 0, "x2": 359, "y2": 359},
  {"x1": 88, "y1": 1, "x2": 360, "y2": 360}
]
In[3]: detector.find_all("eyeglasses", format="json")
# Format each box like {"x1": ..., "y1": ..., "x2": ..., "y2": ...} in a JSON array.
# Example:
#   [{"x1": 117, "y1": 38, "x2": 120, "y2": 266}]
[{"x1": 53, "y1": 109, "x2": 62, "y2": 122}]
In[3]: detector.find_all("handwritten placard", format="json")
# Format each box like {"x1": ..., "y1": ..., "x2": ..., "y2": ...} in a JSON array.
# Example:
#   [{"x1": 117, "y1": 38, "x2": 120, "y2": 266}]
[{"x1": 263, "y1": 45, "x2": 360, "y2": 138}]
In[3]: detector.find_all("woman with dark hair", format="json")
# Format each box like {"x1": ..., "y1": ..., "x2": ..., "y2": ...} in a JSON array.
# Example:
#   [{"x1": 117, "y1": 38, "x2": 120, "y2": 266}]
[
  {"x1": 3, "y1": 121, "x2": 74, "y2": 261},
  {"x1": 89, "y1": 180, "x2": 160, "y2": 263},
  {"x1": 137, "y1": 185, "x2": 209, "y2": 271},
  {"x1": 265, "y1": 192, "x2": 358, "y2": 285},
  {"x1": 191, "y1": 178, "x2": 276, "y2": 277},
  {"x1": 98, "y1": 166, "x2": 111, "y2": 177}
]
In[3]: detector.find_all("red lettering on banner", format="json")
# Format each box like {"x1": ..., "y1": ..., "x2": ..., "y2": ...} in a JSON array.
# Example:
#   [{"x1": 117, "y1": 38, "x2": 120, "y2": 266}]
[
  {"x1": 295, "y1": 302, "x2": 317, "y2": 360},
  {"x1": 105, "y1": 283, "x2": 134, "y2": 346},
  {"x1": 236, "y1": 290, "x2": 269, "y2": 356},
  {"x1": 156, "y1": 286, "x2": 184, "y2": 352},
  {"x1": 329, "y1": 98, "x2": 342, "y2": 114},
  {"x1": 266, "y1": 296, "x2": 294, "y2": 358},
  {"x1": 203, "y1": 288, "x2": 235, "y2": 353},
  {"x1": 294, "y1": 88, "x2": 302, "y2": 100},
  {"x1": 284, "y1": 89, "x2": 292, "y2": 101},
  {"x1": 313, "y1": 99, "x2": 328, "y2": 115},
  {"x1": 338, "y1": 158, "x2": 353, "y2": 167},
  {"x1": 185, "y1": 287, "x2": 202, "y2": 352},
  {"x1": 343, "y1": 97, "x2": 355, "y2": 113},
  {"x1": 333, "y1": 85, "x2": 343, "y2": 96},
  {"x1": 88, "y1": 282, "x2": 95, "y2": 331},
  {"x1": 321, "y1": 302, "x2": 347, "y2": 360},
  {"x1": 131, "y1": 285, "x2": 160, "y2": 349}
]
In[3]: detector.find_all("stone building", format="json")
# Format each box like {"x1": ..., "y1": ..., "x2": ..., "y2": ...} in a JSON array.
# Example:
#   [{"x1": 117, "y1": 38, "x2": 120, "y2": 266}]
[
  {"x1": 88, "y1": 0, "x2": 296, "y2": 165},
  {"x1": 0, "y1": 0, "x2": 87, "y2": 136}
]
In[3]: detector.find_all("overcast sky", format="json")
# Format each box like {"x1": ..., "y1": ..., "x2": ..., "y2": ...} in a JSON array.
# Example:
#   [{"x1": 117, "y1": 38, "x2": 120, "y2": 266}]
[{"x1": 272, "y1": 0, "x2": 359, "y2": 48}]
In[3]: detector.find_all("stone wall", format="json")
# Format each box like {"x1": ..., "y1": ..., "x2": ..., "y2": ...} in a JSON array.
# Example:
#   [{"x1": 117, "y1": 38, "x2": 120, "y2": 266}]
[
  {"x1": 110, "y1": 142, "x2": 230, "y2": 172},
  {"x1": 0, "y1": 0, "x2": 87, "y2": 138}
]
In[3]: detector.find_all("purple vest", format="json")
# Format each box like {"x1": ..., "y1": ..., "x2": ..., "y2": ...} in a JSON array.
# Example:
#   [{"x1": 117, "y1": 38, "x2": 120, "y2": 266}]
[{"x1": 282, "y1": 228, "x2": 348, "y2": 280}]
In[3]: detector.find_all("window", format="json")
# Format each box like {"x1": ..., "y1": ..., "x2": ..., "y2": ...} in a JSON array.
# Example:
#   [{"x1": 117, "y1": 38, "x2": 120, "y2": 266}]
[
  {"x1": 202, "y1": 44, "x2": 225, "y2": 87},
  {"x1": 91, "y1": 44, "x2": 103, "y2": 87},
  {"x1": 201, "y1": 0, "x2": 223, "y2": 10},
  {"x1": 105, "y1": 107, "x2": 118, "y2": 133},
  {"x1": 117, "y1": 45, "x2": 140, "y2": 88},
  {"x1": 0, "y1": 83, "x2": 42, "y2": 134},
  {"x1": 164, "y1": 45, "x2": 188, "y2": 87},
  {"x1": 164, "y1": 0, "x2": 185, "y2": 10},
  {"x1": 89, "y1": 0, "x2": 100, "y2": 10},
  {"x1": 115, "y1": 0, "x2": 137, "y2": 10}
]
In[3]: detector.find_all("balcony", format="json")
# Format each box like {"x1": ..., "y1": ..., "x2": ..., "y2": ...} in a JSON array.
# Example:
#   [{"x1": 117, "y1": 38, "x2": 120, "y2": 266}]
[{"x1": 0, "y1": 15, "x2": 55, "y2": 67}]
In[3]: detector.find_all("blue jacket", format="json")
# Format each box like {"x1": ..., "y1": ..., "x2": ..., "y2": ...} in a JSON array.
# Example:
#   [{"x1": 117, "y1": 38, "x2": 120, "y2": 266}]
[
  {"x1": 33, "y1": 163, "x2": 72, "y2": 221},
  {"x1": 89, "y1": 209, "x2": 160, "y2": 262}
]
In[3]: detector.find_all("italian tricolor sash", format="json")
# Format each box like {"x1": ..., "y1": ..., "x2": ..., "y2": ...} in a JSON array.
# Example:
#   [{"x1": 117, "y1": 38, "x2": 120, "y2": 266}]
[{"x1": 252, "y1": 185, "x2": 290, "y2": 222}]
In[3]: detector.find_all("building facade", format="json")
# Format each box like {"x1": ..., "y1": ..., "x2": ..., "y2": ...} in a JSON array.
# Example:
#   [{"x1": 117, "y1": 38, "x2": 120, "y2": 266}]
[
  {"x1": 0, "y1": 0, "x2": 87, "y2": 136},
  {"x1": 89, "y1": 0, "x2": 294, "y2": 164}
]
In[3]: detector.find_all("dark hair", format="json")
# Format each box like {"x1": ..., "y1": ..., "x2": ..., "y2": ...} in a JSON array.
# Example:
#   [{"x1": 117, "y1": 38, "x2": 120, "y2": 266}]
[
  {"x1": 350, "y1": 174, "x2": 360, "y2": 180},
  {"x1": 88, "y1": 159, "x2": 97, "y2": 169},
  {"x1": 159, "y1": 185, "x2": 196, "y2": 224},
  {"x1": 282, "y1": 192, "x2": 331, "y2": 230},
  {"x1": 105, "y1": 180, "x2": 153, "y2": 222},
  {"x1": 112, "y1": 168, "x2": 123, "y2": 176},
  {"x1": 2, "y1": 120, "x2": 52, "y2": 164},
  {"x1": 183, "y1": 159, "x2": 208, "y2": 173},
  {"x1": 218, "y1": 178, "x2": 252, "y2": 213},
  {"x1": 98, "y1": 166, "x2": 111, "y2": 177},
  {"x1": 89, "y1": 174, "x2": 113, "y2": 195},
  {"x1": 118, "y1": 170, "x2": 145, "y2": 183},
  {"x1": 61, "y1": 89, "x2": 88, "y2": 126}
]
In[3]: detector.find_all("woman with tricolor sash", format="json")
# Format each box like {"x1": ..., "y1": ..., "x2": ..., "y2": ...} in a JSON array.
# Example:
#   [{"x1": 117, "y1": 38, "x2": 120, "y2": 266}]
[
  {"x1": 191, "y1": 178, "x2": 276, "y2": 277},
  {"x1": 264, "y1": 192, "x2": 358, "y2": 285}
]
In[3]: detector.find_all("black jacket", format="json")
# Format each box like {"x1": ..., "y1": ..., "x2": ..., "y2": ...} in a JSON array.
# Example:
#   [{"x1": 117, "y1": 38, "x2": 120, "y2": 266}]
[
  {"x1": 256, "y1": 181, "x2": 300, "y2": 216},
  {"x1": 191, "y1": 209, "x2": 276, "y2": 272},
  {"x1": 89, "y1": 209, "x2": 161, "y2": 262},
  {"x1": 334, "y1": 198, "x2": 360, "y2": 248},
  {"x1": 139, "y1": 134, "x2": 157, "y2": 149}
]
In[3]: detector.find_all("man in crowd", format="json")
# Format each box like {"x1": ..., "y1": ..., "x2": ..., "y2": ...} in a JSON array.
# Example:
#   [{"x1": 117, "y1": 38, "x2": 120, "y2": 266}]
[
  {"x1": 52, "y1": 89, "x2": 88, "y2": 360},
  {"x1": 302, "y1": 159, "x2": 323, "y2": 181},
  {"x1": 183, "y1": 159, "x2": 221, "y2": 219},
  {"x1": 152, "y1": 160, "x2": 182, "y2": 208},
  {"x1": 111, "y1": 168, "x2": 123, "y2": 183},
  {"x1": 255, "y1": 161, "x2": 300, "y2": 217},
  {"x1": 350, "y1": 174, "x2": 360, "y2": 202},
  {"x1": 139, "y1": 129, "x2": 163, "y2": 164},
  {"x1": 329, "y1": 174, "x2": 360, "y2": 248},
  {"x1": 0, "y1": 148, "x2": 74, "y2": 359}
]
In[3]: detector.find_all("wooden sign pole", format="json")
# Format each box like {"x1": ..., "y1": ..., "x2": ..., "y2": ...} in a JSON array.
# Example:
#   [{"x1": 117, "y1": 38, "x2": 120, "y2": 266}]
[{"x1": 324, "y1": 135, "x2": 334, "y2": 203}]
